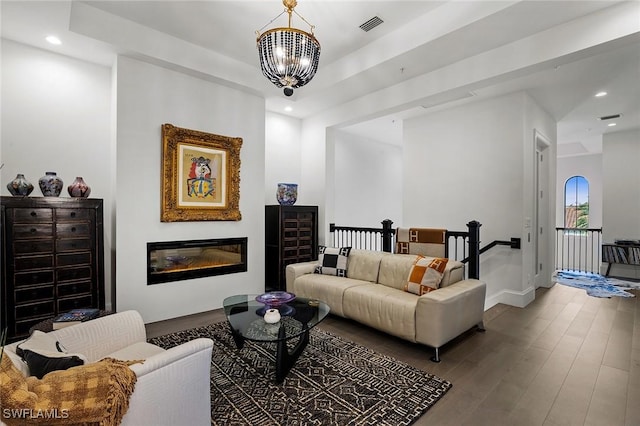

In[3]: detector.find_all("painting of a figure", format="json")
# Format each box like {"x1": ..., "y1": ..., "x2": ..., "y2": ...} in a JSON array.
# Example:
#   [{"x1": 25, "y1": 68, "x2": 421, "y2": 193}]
[
  {"x1": 179, "y1": 146, "x2": 225, "y2": 206},
  {"x1": 186, "y1": 156, "x2": 217, "y2": 199},
  {"x1": 161, "y1": 123, "x2": 242, "y2": 222}
]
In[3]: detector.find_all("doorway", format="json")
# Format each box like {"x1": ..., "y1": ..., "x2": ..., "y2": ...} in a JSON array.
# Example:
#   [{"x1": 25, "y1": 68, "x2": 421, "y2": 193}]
[{"x1": 534, "y1": 130, "x2": 551, "y2": 288}]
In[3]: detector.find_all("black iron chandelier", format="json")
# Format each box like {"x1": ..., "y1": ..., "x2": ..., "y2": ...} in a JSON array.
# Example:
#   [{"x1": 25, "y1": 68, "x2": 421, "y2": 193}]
[{"x1": 256, "y1": 0, "x2": 321, "y2": 97}]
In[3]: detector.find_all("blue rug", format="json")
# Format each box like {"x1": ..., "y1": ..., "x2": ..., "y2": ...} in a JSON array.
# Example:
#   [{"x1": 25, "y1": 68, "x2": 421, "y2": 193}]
[{"x1": 552, "y1": 270, "x2": 640, "y2": 298}]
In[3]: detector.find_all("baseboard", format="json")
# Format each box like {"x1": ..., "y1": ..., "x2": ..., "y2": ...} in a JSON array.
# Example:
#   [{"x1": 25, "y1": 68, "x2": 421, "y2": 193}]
[{"x1": 485, "y1": 285, "x2": 536, "y2": 309}]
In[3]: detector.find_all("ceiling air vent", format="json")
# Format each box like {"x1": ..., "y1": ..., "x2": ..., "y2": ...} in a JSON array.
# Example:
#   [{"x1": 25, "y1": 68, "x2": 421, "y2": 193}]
[
  {"x1": 599, "y1": 113, "x2": 622, "y2": 121},
  {"x1": 359, "y1": 16, "x2": 384, "y2": 32}
]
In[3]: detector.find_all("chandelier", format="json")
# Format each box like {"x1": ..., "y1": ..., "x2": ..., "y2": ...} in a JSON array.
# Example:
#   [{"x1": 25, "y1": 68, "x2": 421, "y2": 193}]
[{"x1": 256, "y1": 0, "x2": 321, "y2": 97}]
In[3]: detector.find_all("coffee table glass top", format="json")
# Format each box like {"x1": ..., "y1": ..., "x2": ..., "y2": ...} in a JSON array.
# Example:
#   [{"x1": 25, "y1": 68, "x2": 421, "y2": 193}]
[{"x1": 223, "y1": 294, "x2": 330, "y2": 342}]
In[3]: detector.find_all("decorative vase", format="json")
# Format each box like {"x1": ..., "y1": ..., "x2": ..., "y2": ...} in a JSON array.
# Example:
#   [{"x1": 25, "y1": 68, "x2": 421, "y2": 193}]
[
  {"x1": 6, "y1": 174, "x2": 34, "y2": 196},
  {"x1": 67, "y1": 176, "x2": 91, "y2": 198},
  {"x1": 276, "y1": 183, "x2": 298, "y2": 206},
  {"x1": 263, "y1": 308, "x2": 281, "y2": 324},
  {"x1": 38, "y1": 172, "x2": 64, "y2": 197}
]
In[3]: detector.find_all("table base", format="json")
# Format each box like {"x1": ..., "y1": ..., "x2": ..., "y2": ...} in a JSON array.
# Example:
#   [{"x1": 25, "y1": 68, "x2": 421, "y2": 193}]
[{"x1": 229, "y1": 321, "x2": 310, "y2": 383}]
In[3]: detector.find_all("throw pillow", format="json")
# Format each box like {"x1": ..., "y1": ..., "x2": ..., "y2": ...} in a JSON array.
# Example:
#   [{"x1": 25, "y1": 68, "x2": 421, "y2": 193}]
[
  {"x1": 16, "y1": 330, "x2": 86, "y2": 379},
  {"x1": 314, "y1": 246, "x2": 351, "y2": 277},
  {"x1": 404, "y1": 256, "x2": 449, "y2": 295}
]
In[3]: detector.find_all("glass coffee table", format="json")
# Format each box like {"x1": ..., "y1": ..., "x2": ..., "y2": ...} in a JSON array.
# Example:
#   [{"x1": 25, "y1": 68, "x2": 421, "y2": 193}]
[{"x1": 223, "y1": 294, "x2": 330, "y2": 383}]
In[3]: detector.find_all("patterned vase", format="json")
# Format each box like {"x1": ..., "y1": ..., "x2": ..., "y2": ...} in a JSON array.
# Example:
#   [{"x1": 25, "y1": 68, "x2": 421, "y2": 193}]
[
  {"x1": 6, "y1": 173, "x2": 34, "y2": 196},
  {"x1": 276, "y1": 183, "x2": 298, "y2": 206},
  {"x1": 38, "y1": 172, "x2": 64, "y2": 197},
  {"x1": 67, "y1": 176, "x2": 91, "y2": 198}
]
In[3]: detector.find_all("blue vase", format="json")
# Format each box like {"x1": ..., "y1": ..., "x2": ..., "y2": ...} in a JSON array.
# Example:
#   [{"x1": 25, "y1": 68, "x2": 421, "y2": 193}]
[
  {"x1": 6, "y1": 173, "x2": 34, "y2": 196},
  {"x1": 276, "y1": 183, "x2": 298, "y2": 206},
  {"x1": 38, "y1": 172, "x2": 64, "y2": 197}
]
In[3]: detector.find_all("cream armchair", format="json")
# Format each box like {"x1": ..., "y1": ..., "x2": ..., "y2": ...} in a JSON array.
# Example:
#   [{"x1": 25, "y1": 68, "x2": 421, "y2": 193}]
[{"x1": 2, "y1": 310, "x2": 214, "y2": 426}]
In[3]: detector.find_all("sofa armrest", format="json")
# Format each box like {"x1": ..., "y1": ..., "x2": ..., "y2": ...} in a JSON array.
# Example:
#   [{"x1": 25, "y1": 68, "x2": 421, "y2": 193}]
[
  {"x1": 50, "y1": 311, "x2": 147, "y2": 362},
  {"x1": 415, "y1": 279, "x2": 486, "y2": 349},
  {"x1": 285, "y1": 261, "x2": 317, "y2": 292},
  {"x1": 123, "y1": 338, "x2": 214, "y2": 426}
]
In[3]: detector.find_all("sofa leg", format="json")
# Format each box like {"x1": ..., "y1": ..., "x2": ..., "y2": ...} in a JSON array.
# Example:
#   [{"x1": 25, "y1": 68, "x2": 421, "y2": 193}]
[
  {"x1": 476, "y1": 321, "x2": 486, "y2": 332},
  {"x1": 430, "y1": 347, "x2": 441, "y2": 363}
]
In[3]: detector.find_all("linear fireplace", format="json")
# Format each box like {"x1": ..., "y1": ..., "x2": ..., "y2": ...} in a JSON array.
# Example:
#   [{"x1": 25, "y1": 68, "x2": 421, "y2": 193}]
[{"x1": 147, "y1": 237, "x2": 247, "y2": 284}]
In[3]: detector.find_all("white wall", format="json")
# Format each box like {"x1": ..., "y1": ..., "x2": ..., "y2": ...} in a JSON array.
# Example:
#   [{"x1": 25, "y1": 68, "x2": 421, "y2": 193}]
[
  {"x1": 264, "y1": 111, "x2": 302, "y2": 205},
  {"x1": 403, "y1": 92, "x2": 555, "y2": 308},
  {"x1": 333, "y1": 131, "x2": 403, "y2": 228},
  {"x1": 602, "y1": 129, "x2": 640, "y2": 279},
  {"x1": 115, "y1": 56, "x2": 265, "y2": 323},
  {"x1": 0, "y1": 40, "x2": 115, "y2": 308}
]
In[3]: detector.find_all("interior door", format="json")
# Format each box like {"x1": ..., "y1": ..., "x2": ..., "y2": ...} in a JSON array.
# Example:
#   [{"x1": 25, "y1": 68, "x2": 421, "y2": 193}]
[{"x1": 534, "y1": 131, "x2": 550, "y2": 288}]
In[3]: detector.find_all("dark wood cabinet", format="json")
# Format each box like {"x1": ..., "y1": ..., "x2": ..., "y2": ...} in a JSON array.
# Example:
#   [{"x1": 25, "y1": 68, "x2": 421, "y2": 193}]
[
  {"x1": 1, "y1": 197, "x2": 105, "y2": 342},
  {"x1": 265, "y1": 205, "x2": 318, "y2": 291}
]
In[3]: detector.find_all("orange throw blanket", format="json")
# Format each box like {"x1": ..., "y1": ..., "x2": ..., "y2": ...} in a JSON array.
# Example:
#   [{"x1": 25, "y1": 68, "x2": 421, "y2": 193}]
[{"x1": 1, "y1": 353, "x2": 139, "y2": 426}]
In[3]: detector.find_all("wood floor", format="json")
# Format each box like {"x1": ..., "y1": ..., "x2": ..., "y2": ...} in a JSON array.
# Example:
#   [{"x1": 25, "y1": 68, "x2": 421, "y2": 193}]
[{"x1": 146, "y1": 284, "x2": 640, "y2": 426}]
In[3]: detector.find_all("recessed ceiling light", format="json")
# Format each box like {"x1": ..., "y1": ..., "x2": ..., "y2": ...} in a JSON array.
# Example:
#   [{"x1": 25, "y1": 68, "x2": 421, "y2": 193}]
[
  {"x1": 284, "y1": 106, "x2": 293, "y2": 112},
  {"x1": 595, "y1": 91, "x2": 607, "y2": 97},
  {"x1": 46, "y1": 36, "x2": 61, "y2": 45},
  {"x1": 608, "y1": 123, "x2": 617, "y2": 127}
]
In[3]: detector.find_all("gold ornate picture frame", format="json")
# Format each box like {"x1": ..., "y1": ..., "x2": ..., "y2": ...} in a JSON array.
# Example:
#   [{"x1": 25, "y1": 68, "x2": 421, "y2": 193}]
[{"x1": 161, "y1": 123, "x2": 242, "y2": 222}]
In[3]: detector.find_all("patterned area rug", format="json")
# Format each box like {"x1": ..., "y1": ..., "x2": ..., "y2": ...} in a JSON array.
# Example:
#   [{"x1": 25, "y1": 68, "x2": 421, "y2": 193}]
[
  {"x1": 149, "y1": 322, "x2": 451, "y2": 425},
  {"x1": 553, "y1": 270, "x2": 640, "y2": 298}
]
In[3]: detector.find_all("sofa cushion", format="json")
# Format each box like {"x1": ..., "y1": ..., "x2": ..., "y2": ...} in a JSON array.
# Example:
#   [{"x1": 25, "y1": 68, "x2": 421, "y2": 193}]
[
  {"x1": 404, "y1": 256, "x2": 449, "y2": 295},
  {"x1": 343, "y1": 284, "x2": 418, "y2": 343},
  {"x1": 440, "y1": 260, "x2": 464, "y2": 287},
  {"x1": 107, "y1": 342, "x2": 166, "y2": 361},
  {"x1": 346, "y1": 249, "x2": 388, "y2": 282},
  {"x1": 315, "y1": 246, "x2": 351, "y2": 277},
  {"x1": 377, "y1": 254, "x2": 419, "y2": 290},
  {"x1": 292, "y1": 273, "x2": 370, "y2": 317}
]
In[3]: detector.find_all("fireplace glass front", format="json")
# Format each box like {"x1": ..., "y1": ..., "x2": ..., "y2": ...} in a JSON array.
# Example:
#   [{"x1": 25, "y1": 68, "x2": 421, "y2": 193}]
[{"x1": 147, "y1": 237, "x2": 247, "y2": 284}]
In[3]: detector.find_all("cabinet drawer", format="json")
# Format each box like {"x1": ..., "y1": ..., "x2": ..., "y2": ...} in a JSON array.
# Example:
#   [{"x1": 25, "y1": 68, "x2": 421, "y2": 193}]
[
  {"x1": 298, "y1": 246, "x2": 313, "y2": 257},
  {"x1": 13, "y1": 239, "x2": 54, "y2": 255},
  {"x1": 14, "y1": 254, "x2": 54, "y2": 271},
  {"x1": 58, "y1": 295, "x2": 93, "y2": 312},
  {"x1": 12, "y1": 224, "x2": 54, "y2": 239},
  {"x1": 56, "y1": 209, "x2": 93, "y2": 221},
  {"x1": 15, "y1": 286, "x2": 55, "y2": 304},
  {"x1": 283, "y1": 219, "x2": 301, "y2": 229},
  {"x1": 57, "y1": 281, "x2": 92, "y2": 298},
  {"x1": 57, "y1": 266, "x2": 92, "y2": 282},
  {"x1": 16, "y1": 300, "x2": 55, "y2": 319},
  {"x1": 15, "y1": 270, "x2": 54, "y2": 287},
  {"x1": 56, "y1": 238, "x2": 92, "y2": 252},
  {"x1": 13, "y1": 208, "x2": 53, "y2": 222},
  {"x1": 56, "y1": 222, "x2": 91, "y2": 237},
  {"x1": 57, "y1": 252, "x2": 92, "y2": 267}
]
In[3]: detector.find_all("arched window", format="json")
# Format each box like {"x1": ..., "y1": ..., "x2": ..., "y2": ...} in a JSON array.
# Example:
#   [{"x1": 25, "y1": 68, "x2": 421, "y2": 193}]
[{"x1": 564, "y1": 176, "x2": 589, "y2": 229}]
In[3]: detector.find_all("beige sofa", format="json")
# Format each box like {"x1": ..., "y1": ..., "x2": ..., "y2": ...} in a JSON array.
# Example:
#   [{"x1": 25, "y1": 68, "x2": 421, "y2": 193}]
[
  {"x1": 2, "y1": 310, "x2": 213, "y2": 426},
  {"x1": 286, "y1": 249, "x2": 486, "y2": 361}
]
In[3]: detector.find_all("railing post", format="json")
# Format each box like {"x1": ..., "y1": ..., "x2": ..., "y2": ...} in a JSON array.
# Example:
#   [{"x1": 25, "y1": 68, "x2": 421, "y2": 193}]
[
  {"x1": 467, "y1": 220, "x2": 481, "y2": 279},
  {"x1": 381, "y1": 219, "x2": 394, "y2": 253}
]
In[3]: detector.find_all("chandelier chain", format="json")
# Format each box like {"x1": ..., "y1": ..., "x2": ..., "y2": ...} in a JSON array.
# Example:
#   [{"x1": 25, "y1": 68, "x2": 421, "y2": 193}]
[
  {"x1": 292, "y1": 9, "x2": 315, "y2": 34},
  {"x1": 257, "y1": 10, "x2": 287, "y2": 35}
]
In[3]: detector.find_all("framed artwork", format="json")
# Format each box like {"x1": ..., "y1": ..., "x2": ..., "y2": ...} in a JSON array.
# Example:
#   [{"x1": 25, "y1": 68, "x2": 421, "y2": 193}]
[{"x1": 161, "y1": 123, "x2": 242, "y2": 222}]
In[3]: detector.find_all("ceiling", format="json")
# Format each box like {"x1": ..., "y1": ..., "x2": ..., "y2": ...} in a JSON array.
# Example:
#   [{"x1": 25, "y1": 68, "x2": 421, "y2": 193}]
[{"x1": 2, "y1": 1, "x2": 639, "y2": 154}]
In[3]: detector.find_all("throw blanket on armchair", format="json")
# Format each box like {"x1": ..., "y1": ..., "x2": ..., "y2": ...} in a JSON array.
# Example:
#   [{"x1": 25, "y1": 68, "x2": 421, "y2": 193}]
[{"x1": 0, "y1": 353, "x2": 139, "y2": 426}]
